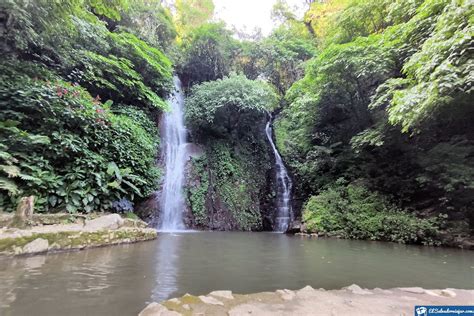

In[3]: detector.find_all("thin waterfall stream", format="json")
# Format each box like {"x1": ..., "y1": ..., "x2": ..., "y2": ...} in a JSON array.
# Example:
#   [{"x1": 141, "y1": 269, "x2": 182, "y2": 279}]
[
  {"x1": 265, "y1": 115, "x2": 294, "y2": 232},
  {"x1": 158, "y1": 76, "x2": 188, "y2": 231}
]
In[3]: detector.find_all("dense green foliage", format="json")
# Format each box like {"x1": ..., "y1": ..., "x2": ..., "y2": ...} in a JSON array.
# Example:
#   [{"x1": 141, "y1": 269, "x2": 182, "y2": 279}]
[
  {"x1": 0, "y1": 0, "x2": 173, "y2": 214},
  {"x1": 1, "y1": 0, "x2": 471, "y2": 245},
  {"x1": 187, "y1": 156, "x2": 209, "y2": 225},
  {"x1": 178, "y1": 22, "x2": 237, "y2": 87},
  {"x1": 303, "y1": 181, "x2": 442, "y2": 245},
  {"x1": 275, "y1": 0, "x2": 473, "y2": 243},
  {"x1": 375, "y1": 0, "x2": 473, "y2": 132},
  {"x1": 235, "y1": 26, "x2": 316, "y2": 94},
  {"x1": 186, "y1": 74, "x2": 277, "y2": 138},
  {"x1": 185, "y1": 75, "x2": 276, "y2": 230},
  {"x1": 174, "y1": 0, "x2": 215, "y2": 38},
  {"x1": 0, "y1": 62, "x2": 160, "y2": 213}
]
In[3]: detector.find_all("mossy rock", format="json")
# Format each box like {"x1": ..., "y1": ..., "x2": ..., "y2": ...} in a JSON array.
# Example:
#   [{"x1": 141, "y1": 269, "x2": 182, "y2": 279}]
[{"x1": 0, "y1": 228, "x2": 157, "y2": 256}]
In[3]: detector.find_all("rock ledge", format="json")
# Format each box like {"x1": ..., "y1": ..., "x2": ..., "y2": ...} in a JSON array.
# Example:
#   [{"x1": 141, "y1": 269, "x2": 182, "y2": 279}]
[
  {"x1": 140, "y1": 286, "x2": 473, "y2": 316},
  {"x1": 0, "y1": 214, "x2": 157, "y2": 256}
]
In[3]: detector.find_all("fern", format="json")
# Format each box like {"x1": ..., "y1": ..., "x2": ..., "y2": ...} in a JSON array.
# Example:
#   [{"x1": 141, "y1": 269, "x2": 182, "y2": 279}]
[{"x1": 0, "y1": 177, "x2": 19, "y2": 195}]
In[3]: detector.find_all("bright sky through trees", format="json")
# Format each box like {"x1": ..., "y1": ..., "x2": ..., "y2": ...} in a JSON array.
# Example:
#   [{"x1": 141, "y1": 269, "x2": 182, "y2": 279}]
[{"x1": 214, "y1": 0, "x2": 305, "y2": 35}]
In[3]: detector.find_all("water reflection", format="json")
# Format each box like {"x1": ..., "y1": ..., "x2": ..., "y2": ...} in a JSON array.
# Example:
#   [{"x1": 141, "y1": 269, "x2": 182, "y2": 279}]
[
  {"x1": 0, "y1": 233, "x2": 473, "y2": 316},
  {"x1": 152, "y1": 233, "x2": 181, "y2": 301},
  {"x1": 0, "y1": 243, "x2": 155, "y2": 315}
]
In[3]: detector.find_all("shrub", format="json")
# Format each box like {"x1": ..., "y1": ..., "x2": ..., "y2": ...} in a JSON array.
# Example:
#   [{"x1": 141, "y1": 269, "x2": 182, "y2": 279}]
[
  {"x1": 303, "y1": 180, "x2": 443, "y2": 245},
  {"x1": 186, "y1": 74, "x2": 277, "y2": 140},
  {"x1": 0, "y1": 61, "x2": 159, "y2": 213}
]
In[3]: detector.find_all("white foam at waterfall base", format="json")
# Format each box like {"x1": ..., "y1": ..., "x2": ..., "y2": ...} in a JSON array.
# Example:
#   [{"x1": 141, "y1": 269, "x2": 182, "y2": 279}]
[
  {"x1": 265, "y1": 118, "x2": 294, "y2": 232},
  {"x1": 158, "y1": 76, "x2": 188, "y2": 231}
]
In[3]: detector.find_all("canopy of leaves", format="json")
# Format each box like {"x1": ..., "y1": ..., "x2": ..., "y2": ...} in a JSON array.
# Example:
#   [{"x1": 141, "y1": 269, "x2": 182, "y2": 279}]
[
  {"x1": 118, "y1": 1, "x2": 177, "y2": 51},
  {"x1": 174, "y1": 0, "x2": 215, "y2": 38},
  {"x1": 186, "y1": 74, "x2": 278, "y2": 139},
  {"x1": 275, "y1": 0, "x2": 474, "y2": 237},
  {"x1": 235, "y1": 25, "x2": 316, "y2": 94},
  {"x1": 2, "y1": 0, "x2": 173, "y2": 110},
  {"x1": 178, "y1": 22, "x2": 237, "y2": 87},
  {"x1": 373, "y1": 0, "x2": 473, "y2": 132}
]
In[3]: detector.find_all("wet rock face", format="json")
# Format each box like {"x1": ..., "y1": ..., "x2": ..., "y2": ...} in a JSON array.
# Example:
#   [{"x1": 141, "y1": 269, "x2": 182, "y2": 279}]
[
  {"x1": 285, "y1": 219, "x2": 304, "y2": 234},
  {"x1": 135, "y1": 192, "x2": 161, "y2": 227},
  {"x1": 182, "y1": 141, "x2": 275, "y2": 232},
  {"x1": 182, "y1": 157, "x2": 241, "y2": 231}
]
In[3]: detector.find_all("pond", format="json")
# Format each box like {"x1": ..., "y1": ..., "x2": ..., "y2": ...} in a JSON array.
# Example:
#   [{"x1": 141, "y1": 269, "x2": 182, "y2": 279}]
[{"x1": 0, "y1": 232, "x2": 473, "y2": 315}]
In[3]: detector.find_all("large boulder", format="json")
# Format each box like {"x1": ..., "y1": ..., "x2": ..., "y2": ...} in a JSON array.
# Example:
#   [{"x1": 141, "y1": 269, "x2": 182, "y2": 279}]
[
  {"x1": 84, "y1": 214, "x2": 124, "y2": 231},
  {"x1": 285, "y1": 220, "x2": 305, "y2": 234}
]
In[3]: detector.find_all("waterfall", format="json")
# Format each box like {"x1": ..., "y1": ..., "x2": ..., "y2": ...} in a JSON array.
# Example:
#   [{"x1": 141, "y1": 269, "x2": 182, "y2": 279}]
[
  {"x1": 265, "y1": 116, "x2": 293, "y2": 232},
  {"x1": 159, "y1": 76, "x2": 188, "y2": 231}
]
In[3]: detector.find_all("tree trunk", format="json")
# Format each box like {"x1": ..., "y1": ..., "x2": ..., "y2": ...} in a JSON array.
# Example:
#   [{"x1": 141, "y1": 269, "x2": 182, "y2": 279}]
[{"x1": 11, "y1": 196, "x2": 35, "y2": 228}]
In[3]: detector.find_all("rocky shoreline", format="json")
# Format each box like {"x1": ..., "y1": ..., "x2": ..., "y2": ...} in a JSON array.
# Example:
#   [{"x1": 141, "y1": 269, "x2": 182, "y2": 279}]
[
  {"x1": 0, "y1": 213, "x2": 157, "y2": 256},
  {"x1": 139, "y1": 285, "x2": 474, "y2": 316}
]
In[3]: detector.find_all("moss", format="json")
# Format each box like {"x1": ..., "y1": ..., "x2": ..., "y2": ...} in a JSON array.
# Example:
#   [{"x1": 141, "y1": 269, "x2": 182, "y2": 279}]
[
  {"x1": 123, "y1": 212, "x2": 139, "y2": 220},
  {"x1": 187, "y1": 156, "x2": 210, "y2": 225},
  {"x1": 178, "y1": 295, "x2": 202, "y2": 305},
  {"x1": 0, "y1": 228, "x2": 157, "y2": 255},
  {"x1": 273, "y1": 115, "x2": 291, "y2": 158},
  {"x1": 207, "y1": 141, "x2": 267, "y2": 230}
]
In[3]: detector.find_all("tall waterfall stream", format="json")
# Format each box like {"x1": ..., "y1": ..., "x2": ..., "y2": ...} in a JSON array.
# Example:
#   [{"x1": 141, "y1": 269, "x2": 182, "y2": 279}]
[
  {"x1": 159, "y1": 76, "x2": 188, "y2": 231},
  {"x1": 265, "y1": 116, "x2": 293, "y2": 232}
]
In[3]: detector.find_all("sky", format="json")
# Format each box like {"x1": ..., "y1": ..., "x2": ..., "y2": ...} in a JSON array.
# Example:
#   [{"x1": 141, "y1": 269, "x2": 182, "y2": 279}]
[{"x1": 213, "y1": 0, "x2": 305, "y2": 36}]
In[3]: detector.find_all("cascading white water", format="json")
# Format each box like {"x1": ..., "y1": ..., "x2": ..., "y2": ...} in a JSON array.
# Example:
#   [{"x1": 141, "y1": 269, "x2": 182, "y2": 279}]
[
  {"x1": 159, "y1": 76, "x2": 188, "y2": 231},
  {"x1": 265, "y1": 116, "x2": 293, "y2": 232}
]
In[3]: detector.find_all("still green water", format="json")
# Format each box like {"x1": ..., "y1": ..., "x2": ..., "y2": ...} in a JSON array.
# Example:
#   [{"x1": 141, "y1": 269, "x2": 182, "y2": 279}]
[{"x1": 0, "y1": 232, "x2": 473, "y2": 315}]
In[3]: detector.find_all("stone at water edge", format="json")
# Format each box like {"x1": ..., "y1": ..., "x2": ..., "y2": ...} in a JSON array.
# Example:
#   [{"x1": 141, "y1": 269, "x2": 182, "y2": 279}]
[
  {"x1": 285, "y1": 219, "x2": 303, "y2": 234},
  {"x1": 84, "y1": 214, "x2": 124, "y2": 230},
  {"x1": 168, "y1": 298, "x2": 180, "y2": 304},
  {"x1": 11, "y1": 196, "x2": 35, "y2": 228},
  {"x1": 22, "y1": 238, "x2": 49, "y2": 254},
  {"x1": 441, "y1": 289, "x2": 457, "y2": 298},
  {"x1": 209, "y1": 290, "x2": 234, "y2": 300},
  {"x1": 198, "y1": 295, "x2": 224, "y2": 305},
  {"x1": 276, "y1": 289, "x2": 296, "y2": 301},
  {"x1": 138, "y1": 302, "x2": 181, "y2": 316},
  {"x1": 398, "y1": 287, "x2": 425, "y2": 294},
  {"x1": 344, "y1": 284, "x2": 373, "y2": 295},
  {"x1": 295, "y1": 285, "x2": 318, "y2": 298},
  {"x1": 139, "y1": 287, "x2": 474, "y2": 316}
]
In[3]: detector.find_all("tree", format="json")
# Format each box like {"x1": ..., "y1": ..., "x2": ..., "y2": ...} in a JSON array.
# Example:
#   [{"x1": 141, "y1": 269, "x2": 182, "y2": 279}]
[
  {"x1": 118, "y1": 0, "x2": 177, "y2": 50},
  {"x1": 271, "y1": 0, "x2": 316, "y2": 37},
  {"x1": 371, "y1": 0, "x2": 473, "y2": 132},
  {"x1": 174, "y1": 0, "x2": 214, "y2": 38},
  {"x1": 234, "y1": 25, "x2": 315, "y2": 94},
  {"x1": 178, "y1": 22, "x2": 236, "y2": 87},
  {"x1": 185, "y1": 74, "x2": 278, "y2": 139}
]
